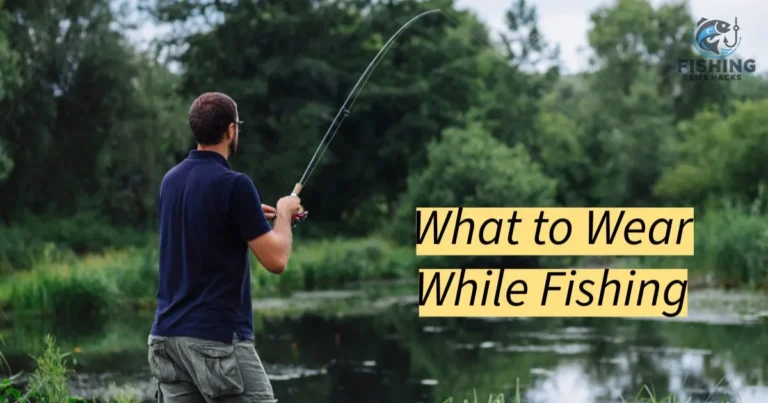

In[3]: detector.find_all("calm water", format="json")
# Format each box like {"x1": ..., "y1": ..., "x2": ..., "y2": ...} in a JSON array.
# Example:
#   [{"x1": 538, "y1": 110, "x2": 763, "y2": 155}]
[{"x1": 1, "y1": 284, "x2": 767, "y2": 403}]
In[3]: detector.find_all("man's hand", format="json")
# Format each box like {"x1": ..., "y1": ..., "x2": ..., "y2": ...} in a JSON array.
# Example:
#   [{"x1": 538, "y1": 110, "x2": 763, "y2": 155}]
[
  {"x1": 247, "y1": 195, "x2": 302, "y2": 275},
  {"x1": 261, "y1": 204, "x2": 276, "y2": 220},
  {"x1": 276, "y1": 196, "x2": 302, "y2": 219}
]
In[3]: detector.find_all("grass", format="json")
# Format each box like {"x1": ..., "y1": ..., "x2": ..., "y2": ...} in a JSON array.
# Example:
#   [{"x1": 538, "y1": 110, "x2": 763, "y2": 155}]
[
  {"x1": 0, "y1": 247, "x2": 158, "y2": 317},
  {"x1": 2, "y1": 202, "x2": 768, "y2": 318},
  {"x1": 0, "y1": 237, "x2": 424, "y2": 317},
  {"x1": 0, "y1": 334, "x2": 8, "y2": 374},
  {"x1": 444, "y1": 378, "x2": 736, "y2": 403},
  {"x1": 0, "y1": 335, "x2": 140, "y2": 402},
  {"x1": 0, "y1": 212, "x2": 154, "y2": 274},
  {"x1": 26, "y1": 334, "x2": 70, "y2": 402},
  {"x1": 250, "y1": 237, "x2": 419, "y2": 294},
  {"x1": 611, "y1": 203, "x2": 768, "y2": 290}
]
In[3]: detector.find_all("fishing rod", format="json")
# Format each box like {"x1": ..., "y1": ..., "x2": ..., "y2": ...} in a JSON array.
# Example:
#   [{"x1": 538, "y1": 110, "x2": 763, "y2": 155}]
[{"x1": 284, "y1": 8, "x2": 442, "y2": 227}]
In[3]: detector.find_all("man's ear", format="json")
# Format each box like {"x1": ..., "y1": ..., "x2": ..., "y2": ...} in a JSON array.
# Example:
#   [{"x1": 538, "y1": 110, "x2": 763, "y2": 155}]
[{"x1": 227, "y1": 123, "x2": 235, "y2": 140}]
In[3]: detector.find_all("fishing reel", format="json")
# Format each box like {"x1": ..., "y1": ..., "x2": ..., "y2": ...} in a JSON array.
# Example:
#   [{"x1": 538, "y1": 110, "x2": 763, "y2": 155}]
[
  {"x1": 271, "y1": 185, "x2": 308, "y2": 228},
  {"x1": 292, "y1": 208, "x2": 309, "y2": 227},
  {"x1": 290, "y1": 183, "x2": 308, "y2": 228},
  {"x1": 271, "y1": 207, "x2": 308, "y2": 228}
]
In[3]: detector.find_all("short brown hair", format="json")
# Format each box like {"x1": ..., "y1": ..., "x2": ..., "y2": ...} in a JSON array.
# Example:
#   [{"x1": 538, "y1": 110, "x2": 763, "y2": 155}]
[{"x1": 188, "y1": 92, "x2": 237, "y2": 145}]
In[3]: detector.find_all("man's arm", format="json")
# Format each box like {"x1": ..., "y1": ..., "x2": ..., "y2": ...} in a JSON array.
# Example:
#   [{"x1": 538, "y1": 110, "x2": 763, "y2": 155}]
[
  {"x1": 230, "y1": 174, "x2": 292, "y2": 274},
  {"x1": 246, "y1": 209, "x2": 293, "y2": 274}
]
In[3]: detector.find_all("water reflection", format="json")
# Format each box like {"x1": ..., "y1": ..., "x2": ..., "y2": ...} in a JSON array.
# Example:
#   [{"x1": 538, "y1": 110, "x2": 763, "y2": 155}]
[{"x1": 1, "y1": 290, "x2": 767, "y2": 403}]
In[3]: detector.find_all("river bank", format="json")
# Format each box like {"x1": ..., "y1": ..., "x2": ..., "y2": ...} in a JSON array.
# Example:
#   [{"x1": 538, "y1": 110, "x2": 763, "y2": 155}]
[
  {"x1": 1, "y1": 282, "x2": 767, "y2": 403},
  {"x1": 1, "y1": 237, "x2": 763, "y2": 320},
  {"x1": 0, "y1": 238, "x2": 420, "y2": 316}
]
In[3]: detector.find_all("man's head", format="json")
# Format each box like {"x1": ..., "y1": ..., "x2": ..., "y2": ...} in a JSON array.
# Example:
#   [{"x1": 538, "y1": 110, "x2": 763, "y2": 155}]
[{"x1": 189, "y1": 92, "x2": 241, "y2": 156}]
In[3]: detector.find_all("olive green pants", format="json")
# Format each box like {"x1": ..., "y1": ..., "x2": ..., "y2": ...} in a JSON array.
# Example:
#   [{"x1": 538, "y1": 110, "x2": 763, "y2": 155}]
[{"x1": 147, "y1": 334, "x2": 277, "y2": 403}]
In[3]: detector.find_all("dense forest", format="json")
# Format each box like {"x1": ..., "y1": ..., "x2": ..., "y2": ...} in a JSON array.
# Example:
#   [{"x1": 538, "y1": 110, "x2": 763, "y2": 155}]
[{"x1": 2, "y1": 0, "x2": 768, "y2": 292}]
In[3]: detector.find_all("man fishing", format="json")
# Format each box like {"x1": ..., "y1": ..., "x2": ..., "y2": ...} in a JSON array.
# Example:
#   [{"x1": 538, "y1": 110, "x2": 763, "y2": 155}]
[{"x1": 147, "y1": 92, "x2": 302, "y2": 403}]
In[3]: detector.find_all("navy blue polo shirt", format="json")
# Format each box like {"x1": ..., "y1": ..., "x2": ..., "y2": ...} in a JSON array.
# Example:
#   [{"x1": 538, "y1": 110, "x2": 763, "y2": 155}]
[{"x1": 150, "y1": 150, "x2": 272, "y2": 343}]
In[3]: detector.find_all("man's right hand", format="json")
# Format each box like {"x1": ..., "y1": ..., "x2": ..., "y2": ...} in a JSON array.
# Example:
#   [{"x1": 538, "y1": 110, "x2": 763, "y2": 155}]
[
  {"x1": 276, "y1": 195, "x2": 302, "y2": 219},
  {"x1": 248, "y1": 194, "x2": 301, "y2": 274}
]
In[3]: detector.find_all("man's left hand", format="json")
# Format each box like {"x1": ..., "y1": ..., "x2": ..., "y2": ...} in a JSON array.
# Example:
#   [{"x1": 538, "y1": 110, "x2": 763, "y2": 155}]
[{"x1": 262, "y1": 204, "x2": 276, "y2": 220}]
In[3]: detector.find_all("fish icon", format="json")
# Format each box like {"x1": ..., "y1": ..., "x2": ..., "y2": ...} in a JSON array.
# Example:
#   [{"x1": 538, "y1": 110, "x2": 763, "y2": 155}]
[{"x1": 694, "y1": 17, "x2": 740, "y2": 57}]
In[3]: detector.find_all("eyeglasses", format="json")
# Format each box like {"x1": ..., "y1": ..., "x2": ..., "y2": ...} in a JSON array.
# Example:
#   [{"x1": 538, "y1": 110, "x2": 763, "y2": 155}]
[{"x1": 237, "y1": 120, "x2": 244, "y2": 132}]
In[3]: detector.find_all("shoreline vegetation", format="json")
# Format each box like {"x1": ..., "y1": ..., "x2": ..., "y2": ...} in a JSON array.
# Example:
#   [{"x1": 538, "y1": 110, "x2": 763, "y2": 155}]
[
  {"x1": 1, "y1": 336, "x2": 734, "y2": 403},
  {"x1": 1, "y1": 199, "x2": 768, "y2": 318},
  {"x1": 1, "y1": 335, "x2": 139, "y2": 403}
]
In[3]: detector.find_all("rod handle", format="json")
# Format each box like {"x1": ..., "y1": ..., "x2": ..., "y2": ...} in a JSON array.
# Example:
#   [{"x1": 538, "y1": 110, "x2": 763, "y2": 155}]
[
  {"x1": 289, "y1": 183, "x2": 307, "y2": 227},
  {"x1": 291, "y1": 183, "x2": 303, "y2": 197}
]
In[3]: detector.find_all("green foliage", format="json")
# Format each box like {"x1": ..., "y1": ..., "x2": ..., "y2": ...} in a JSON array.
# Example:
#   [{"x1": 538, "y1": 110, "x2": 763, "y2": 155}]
[
  {"x1": 0, "y1": 0, "x2": 766, "y2": 297},
  {"x1": 1, "y1": 239, "x2": 419, "y2": 315},
  {"x1": 443, "y1": 391, "x2": 507, "y2": 403},
  {"x1": 390, "y1": 120, "x2": 557, "y2": 243},
  {"x1": 0, "y1": 0, "x2": 189, "y2": 225},
  {"x1": 252, "y1": 238, "x2": 419, "y2": 294},
  {"x1": 9, "y1": 273, "x2": 114, "y2": 319},
  {"x1": 26, "y1": 335, "x2": 71, "y2": 403},
  {"x1": 617, "y1": 195, "x2": 768, "y2": 289},
  {"x1": 691, "y1": 200, "x2": 768, "y2": 288},
  {"x1": 1, "y1": 248, "x2": 156, "y2": 317},
  {"x1": 0, "y1": 335, "x2": 140, "y2": 402},
  {"x1": 105, "y1": 383, "x2": 140, "y2": 403},
  {"x1": 0, "y1": 139, "x2": 13, "y2": 184},
  {"x1": 442, "y1": 382, "x2": 733, "y2": 403},
  {"x1": 0, "y1": 3, "x2": 21, "y2": 102},
  {"x1": 0, "y1": 214, "x2": 153, "y2": 273},
  {"x1": 0, "y1": 377, "x2": 23, "y2": 402},
  {"x1": 656, "y1": 99, "x2": 768, "y2": 206}
]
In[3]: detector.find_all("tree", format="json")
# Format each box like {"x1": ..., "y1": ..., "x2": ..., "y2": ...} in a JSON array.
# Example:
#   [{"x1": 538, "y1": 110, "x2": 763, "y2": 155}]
[
  {"x1": 391, "y1": 117, "x2": 557, "y2": 243},
  {"x1": 655, "y1": 99, "x2": 768, "y2": 207},
  {"x1": 151, "y1": 0, "x2": 497, "y2": 232},
  {"x1": 0, "y1": 0, "x2": 188, "y2": 225}
]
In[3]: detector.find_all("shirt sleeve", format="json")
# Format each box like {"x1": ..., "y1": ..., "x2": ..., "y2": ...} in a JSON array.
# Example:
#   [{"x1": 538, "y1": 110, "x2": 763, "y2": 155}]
[{"x1": 229, "y1": 174, "x2": 272, "y2": 243}]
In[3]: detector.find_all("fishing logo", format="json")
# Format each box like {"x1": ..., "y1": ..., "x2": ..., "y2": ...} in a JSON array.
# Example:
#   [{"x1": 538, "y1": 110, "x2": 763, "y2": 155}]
[
  {"x1": 678, "y1": 16, "x2": 757, "y2": 81},
  {"x1": 692, "y1": 17, "x2": 740, "y2": 59}
]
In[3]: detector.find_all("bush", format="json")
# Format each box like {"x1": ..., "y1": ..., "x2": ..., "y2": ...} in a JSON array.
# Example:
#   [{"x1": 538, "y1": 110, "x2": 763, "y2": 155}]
[
  {"x1": 691, "y1": 202, "x2": 768, "y2": 288},
  {"x1": 616, "y1": 200, "x2": 768, "y2": 289},
  {"x1": 0, "y1": 227, "x2": 76, "y2": 274},
  {"x1": 0, "y1": 212, "x2": 153, "y2": 273},
  {"x1": 1, "y1": 248, "x2": 157, "y2": 317},
  {"x1": 252, "y1": 237, "x2": 419, "y2": 294},
  {"x1": 0, "y1": 335, "x2": 140, "y2": 402},
  {"x1": 26, "y1": 335, "x2": 71, "y2": 403},
  {"x1": 389, "y1": 121, "x2": 557, "y2": 246},
  {"x1": 1, "y1": 238, "x2": 419, "y2": 316}
]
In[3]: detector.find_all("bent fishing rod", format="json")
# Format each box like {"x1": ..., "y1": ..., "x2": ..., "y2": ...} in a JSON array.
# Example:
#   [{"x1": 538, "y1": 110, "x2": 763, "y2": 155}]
[{"x1": 284, "y1": 8, "x2": 442, "y2": 227}]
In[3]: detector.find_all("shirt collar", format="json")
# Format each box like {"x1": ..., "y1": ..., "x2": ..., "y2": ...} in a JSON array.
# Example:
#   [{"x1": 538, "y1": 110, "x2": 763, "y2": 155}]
[{"x1": 188, "y1": 150, "x2": 230, "y2": 169}]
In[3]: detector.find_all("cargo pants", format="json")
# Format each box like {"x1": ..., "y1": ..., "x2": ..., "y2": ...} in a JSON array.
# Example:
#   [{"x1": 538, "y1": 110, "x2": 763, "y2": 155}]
[{"x1": 147, "y1": 334, "x2": 277, "y2": 403}]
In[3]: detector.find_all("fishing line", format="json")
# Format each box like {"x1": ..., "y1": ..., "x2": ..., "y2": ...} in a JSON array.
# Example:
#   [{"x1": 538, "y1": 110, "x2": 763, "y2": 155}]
[
  {"x1": 287, "y1": 8, "x2": 526, "y2": 226},
  {"x1": 292, "y1": 9, "x2": 442, "y2": 197}
]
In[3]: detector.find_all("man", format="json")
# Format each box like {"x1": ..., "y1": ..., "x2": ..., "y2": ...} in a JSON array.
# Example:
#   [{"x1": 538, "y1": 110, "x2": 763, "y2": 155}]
[{"x1": 147, "y1": 92, "x2": 301, "y2": 403}]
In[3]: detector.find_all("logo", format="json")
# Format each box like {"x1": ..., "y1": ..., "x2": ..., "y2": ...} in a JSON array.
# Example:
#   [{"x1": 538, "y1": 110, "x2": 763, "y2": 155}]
[
  {"x1": 692, "y1": 17, "x2": 741, "y2": 59},
  {"x1": 678, "y1": 16, "x2": 756, "y2": 81}
]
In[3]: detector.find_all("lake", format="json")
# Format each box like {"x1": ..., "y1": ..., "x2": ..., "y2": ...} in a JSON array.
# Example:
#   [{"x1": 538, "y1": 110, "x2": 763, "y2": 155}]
[{"x1": 1, "y1": 282, "x2": 767, "y2": 403}]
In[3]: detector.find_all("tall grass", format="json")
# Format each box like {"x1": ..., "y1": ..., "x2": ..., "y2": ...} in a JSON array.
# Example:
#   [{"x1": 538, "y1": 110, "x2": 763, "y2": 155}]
[
  {"x1": 0, "y1": 335, "x2": 140, "y2": 402},
  {"x1": 26, "y1": 335, "x2": 70, "y2": 402},
  {"x1": 0, "y1": 212, "x2": 153, "y2": 274},
  {"x1": 614, "y1": 202, "x2": 768, "y2": 289},
  {"x1": 3, "y1": 201, "x2": 768, "y2": 317},
  {"x1": 444, "y1": 380, "x2": 734, "y2": 403},
  {"x1": 0, "y1": 248, "x2": 158, "y2": 317},
  {"x1": 251, "y1": 237, "x2": 420, "y2": 294},
  {"x1": 0, "y1": 238, "x2": 423, "y2": 316},
  {"x1": 0, "y1": 335, "x2": 8, "y2": 375},
  {"x1": 443, "y1": 379, "x2": 519, "y2": 403},
  {"x1": 691, "y1": 202, "x2": 768, "y2": 288}
]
